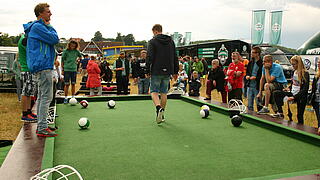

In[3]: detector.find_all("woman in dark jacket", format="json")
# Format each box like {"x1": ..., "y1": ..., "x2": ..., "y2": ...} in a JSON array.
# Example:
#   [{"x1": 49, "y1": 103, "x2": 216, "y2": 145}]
[
  {"x1": 310, "y1": 60, "x2": 320, "y2": 135},
  {"x1": 205, "y1": 59, "x2": 227, "y2": 103},
  {"x1": 273, "y1": 55, "x2": 310, "y2": 123}
]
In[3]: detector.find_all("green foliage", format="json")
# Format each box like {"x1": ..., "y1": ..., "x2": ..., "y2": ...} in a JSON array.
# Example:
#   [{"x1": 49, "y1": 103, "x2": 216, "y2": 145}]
[
  {"x1": 0, "y1": 33, "x2": 15, "y2": 46},
  {"x1": 115, "y1": 32, "x2": 123, "y2": 42},
  {"x1": 92, "y1": 31, "x2": 104, "y2": 41},
  {"x1": 123, "y1": 34, "x2": 135, "y2": 45},
  {"x1": 135, "y1": 40, "x2": 147, "y2": 47}
]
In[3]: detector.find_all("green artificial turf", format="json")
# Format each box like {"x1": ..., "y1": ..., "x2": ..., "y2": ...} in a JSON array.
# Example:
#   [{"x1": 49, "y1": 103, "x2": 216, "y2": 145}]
[
  {"x1": 0, "y1": 145, "x2": 12, "y2": 167},
  {"x1": 52, "y1": 99, "x2": 320, "y2": 180}
]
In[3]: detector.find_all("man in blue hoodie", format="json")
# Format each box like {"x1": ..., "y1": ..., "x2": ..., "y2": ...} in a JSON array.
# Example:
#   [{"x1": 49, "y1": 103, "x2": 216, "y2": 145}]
[
  {"x1": 24, "y1": 3, "x2": 59, "y2": 137},
  {"x1": 147, "y1": 24, "x2": 178, "y2": 124}
]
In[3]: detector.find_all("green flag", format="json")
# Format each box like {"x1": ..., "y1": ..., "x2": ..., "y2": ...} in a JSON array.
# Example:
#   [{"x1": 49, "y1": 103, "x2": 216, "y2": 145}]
[
  {"x1": 270, "y1": 11, "x2": 283, "y2": 45},
  {"x1": 251, "y1": 10, "x2": 266, "y2": 45},
  {"x1": 173, "y1": 32, "x2": 179, "y2": 46},
  {"x1": 184, "y1": 32, "x2": 192, "y2": 45}
]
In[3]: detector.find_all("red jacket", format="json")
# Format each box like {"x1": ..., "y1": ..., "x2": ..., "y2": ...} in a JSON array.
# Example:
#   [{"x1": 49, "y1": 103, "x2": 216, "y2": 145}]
[
  {"x1": 86, "y1": 60, "x2": 101, "y2": 88},
  {"x1": 226, "y1": 62, "x2": 244, "y2": 89}
]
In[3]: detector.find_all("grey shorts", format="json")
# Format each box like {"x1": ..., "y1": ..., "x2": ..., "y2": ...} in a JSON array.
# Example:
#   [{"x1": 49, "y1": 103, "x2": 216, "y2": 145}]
[{"x1": 21, "y1": 71, "x2": 37, "y2": 96}]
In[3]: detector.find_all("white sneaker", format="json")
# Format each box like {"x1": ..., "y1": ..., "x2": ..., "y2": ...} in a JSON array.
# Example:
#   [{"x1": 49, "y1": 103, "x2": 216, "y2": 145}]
[
  {"x1": 156, "y1": 108, "x2": 164, "y2": 124},
  {"x1": 258, "y1": 107, "x2": 270, "y2": 114}
]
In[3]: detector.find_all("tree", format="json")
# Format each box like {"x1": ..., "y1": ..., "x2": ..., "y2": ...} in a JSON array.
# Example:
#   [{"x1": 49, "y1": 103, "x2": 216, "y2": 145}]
[
  {"x1": 135, "y1": 40, "x2": 147, "y2": 48},
  {"x1": 123, "y1": 34, "x2": 135, "y2": 45},
  {"x1": 92, "y1": 31, "x2": 104, "y2": 41},
  {"x1": 0, "y1": 33, "x2": 14, "y2": 46},
  {"x1": 115, "y1": 32, "x2": 124, "y2": 42}
]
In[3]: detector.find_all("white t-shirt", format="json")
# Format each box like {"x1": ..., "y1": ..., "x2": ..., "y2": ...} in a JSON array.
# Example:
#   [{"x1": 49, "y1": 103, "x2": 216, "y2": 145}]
[{"x1": 291, "y1": 71, "x2": 300, "y2": 96}]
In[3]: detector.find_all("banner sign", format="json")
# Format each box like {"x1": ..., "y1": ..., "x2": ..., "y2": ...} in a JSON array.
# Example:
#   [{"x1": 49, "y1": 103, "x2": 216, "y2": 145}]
[
  {"x1": 252, "y1": 10, "x2": 266, "y2": 45},
  {"x1": 270, "y1": 11, "x2": 283, "y2": 45}
]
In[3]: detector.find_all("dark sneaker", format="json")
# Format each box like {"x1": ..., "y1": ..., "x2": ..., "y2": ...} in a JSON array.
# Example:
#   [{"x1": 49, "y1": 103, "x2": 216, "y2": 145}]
[
  {"x1": 21, "y1": 114, "x2": 37, "y2": 122},
  {"x1": 156, "y1": 108, "x2": 164, "y2": 124},
  {"x1": 36, "y1": 128, "x2": 58, "y2": 137},
  {"x1": 64, "y1": 98, "x2": 68, "y2": 104},
  {"x1": 258, "y1": 107, "x2": 270, "y2": 114},
  {"x1": 29, "y1": 113, "x2": 37, "y2": 119},
  {"x1": 204, "y1": 97, "x2": 211, "y2": 100},
  {"x1": 36, "y1": 126, "x2": 57, "y2": 133}
]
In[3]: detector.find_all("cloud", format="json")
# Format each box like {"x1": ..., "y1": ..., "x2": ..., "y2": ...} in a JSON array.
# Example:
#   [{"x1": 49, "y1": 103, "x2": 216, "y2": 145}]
[
  {"x1": 291, "y1": 0, "x2": 320, "y2": 8},
  {"x1": 0, "y1": 0, "x2": 319, "y2": 49}
]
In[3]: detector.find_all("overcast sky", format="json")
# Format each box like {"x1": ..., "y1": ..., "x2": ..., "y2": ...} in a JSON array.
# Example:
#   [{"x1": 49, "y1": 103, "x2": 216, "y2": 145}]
[{"x1": 1, "y1": 0, "x2": 319, "y2": 49}]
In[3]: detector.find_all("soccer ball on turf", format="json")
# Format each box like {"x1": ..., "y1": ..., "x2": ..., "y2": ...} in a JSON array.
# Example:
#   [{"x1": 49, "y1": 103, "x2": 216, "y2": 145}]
[
  {"x1": 107, "y1": 100, "x2": 116, "y2": 109},
  {"x1": 78, "y1": 117, "x2": 90, "y2": 129},
  {"x1": 80, "y1": 100, "x2": 89, "y2": 108},
  {"x1": 69, "y1": 98, "x2": 78, "y2": 106}
]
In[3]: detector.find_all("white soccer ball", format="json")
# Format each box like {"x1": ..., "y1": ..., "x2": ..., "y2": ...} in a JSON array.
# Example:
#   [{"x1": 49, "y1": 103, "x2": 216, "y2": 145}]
[
  {"x1": 78, "y1": 117, "x2": 90, "y2": 129},
  {"x1": 107, "y1": 100, "x2": 116, "y2": 109},
  {"x1": 69, "y1": 98, "x2": 78, "y2": 106}
]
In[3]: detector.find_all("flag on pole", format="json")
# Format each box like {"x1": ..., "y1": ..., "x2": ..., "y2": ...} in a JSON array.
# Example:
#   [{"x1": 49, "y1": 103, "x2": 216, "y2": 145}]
[
  {"x1": 251, "y1": 10, "x2": 266, "y2": 45},
  {"x1": 270, "y1": 11, "x2": 283, "y2": 45},
  {"x1": 173, "y1": 32, "x2": 179, "y2": 46},
  {"x1": 184, "y1": 32, "x2": 192, "y2": 45}
]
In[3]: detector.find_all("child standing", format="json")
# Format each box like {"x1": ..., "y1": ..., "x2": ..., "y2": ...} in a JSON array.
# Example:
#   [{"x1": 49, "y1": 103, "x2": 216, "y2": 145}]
[
  {"x1": 61, "y1": 40, "x2": 82, "y2": 103},
  {"x1": 205, "y1": 59, "x2": 227, "y2": 103},
  {"x1": 175, "y1": 63, "x2": 188, "y2": 91},
  {"x1": 86, "y1": 56, "x2": 102, "y2": 96},
  {"x1": 188, "y1": 71, "x2": 201, "y2": 96}
]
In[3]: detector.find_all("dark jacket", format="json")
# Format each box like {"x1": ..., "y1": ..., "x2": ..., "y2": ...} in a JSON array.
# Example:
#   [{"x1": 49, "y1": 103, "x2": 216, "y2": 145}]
[
  {"x1": 115, "y1": 58, "x2": 130, "y2": 78},
  {"x1": 246, "y1": 58, "x2": 263, "y2": 90},
  {"x1": 136, "y1": 58, "x2": 149, "y2": 78},
  {"x1": 147, "y1": 34, "x2": 178, "y2": 76},
  {"x1": 131, "y1": 60, "x2": 139, "y2": 78},
  {"x1": 207, "y1": 66, "x2": 225, "y2": 92},
  {"x1": 310, "y1": 76, "x2": 319, "y2": 106},
  {"x1": 188, "y1": 78, "x2": 201, "y2": 96}
]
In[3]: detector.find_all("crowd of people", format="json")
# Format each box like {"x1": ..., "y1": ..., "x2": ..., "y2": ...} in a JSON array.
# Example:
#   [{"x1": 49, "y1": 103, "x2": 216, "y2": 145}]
[{"x1": 11, "y1": 3, "x2": 320, "y2": 136}]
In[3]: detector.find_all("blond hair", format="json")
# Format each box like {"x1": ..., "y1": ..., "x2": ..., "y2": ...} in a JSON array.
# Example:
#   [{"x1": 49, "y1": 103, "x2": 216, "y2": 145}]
[
  {"x1": 263, "y1": 55, "x2": 273, "y2": 62},
  {"x1": 211, "y1": 59, "x2": 219, "y2": 66},
  {"x1": 290, "y1": 55, "x2": 307, "y2": 82}
]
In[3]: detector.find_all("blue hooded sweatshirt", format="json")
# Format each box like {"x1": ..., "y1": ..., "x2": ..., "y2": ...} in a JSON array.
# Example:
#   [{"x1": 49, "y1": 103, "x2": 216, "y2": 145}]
[{"x1": 23, "y1": 19, "x2": 59, "y2": 73}]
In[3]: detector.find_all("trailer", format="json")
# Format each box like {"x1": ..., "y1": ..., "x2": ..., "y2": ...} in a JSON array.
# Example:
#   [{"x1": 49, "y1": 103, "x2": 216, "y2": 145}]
[{"x1": 0, "y1": 47, "x2": 18, "y2": 92}]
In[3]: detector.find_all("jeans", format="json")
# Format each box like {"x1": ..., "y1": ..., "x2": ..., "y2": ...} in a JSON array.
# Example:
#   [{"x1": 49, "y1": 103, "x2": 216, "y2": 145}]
[
  {"x1": 247, "y1": 87, "x2": 259, "y2": 111},
  {"x1": 138, "y1": 78, "x2": 150, "y2": 94},
  {"x1": 150, "y1": 75, "x2": 170, "y2": 93},
  {"x1": 36, "y1": 70, "x2": 53, "y2": 131}
]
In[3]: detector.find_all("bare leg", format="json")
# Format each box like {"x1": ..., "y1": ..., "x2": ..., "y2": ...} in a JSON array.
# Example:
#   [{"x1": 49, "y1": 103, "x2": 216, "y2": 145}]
[
  {"x1": 64, "y1": 85, "x2": 69, "y2": 97},
  {"x1": 264, "y1": 83, "x2": 270, "y2": 107},
  {"x1": 160, "y1": 93, "x2": 167, "y2": 109},
  {"x1": 151, "y1": 92, "x2": 160, "y2": 107},
  {"x1": 71, "y1": 84, "x2": 76, "y2": 96},
  {"x1": 22, "y1": 96, "x2": 31, "y2": 112}
]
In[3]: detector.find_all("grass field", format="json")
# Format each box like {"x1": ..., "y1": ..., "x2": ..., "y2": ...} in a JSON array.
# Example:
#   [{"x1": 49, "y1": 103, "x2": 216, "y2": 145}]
[{"x1": 0, "y1": 75, "x2": 318, "y2": 141}]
